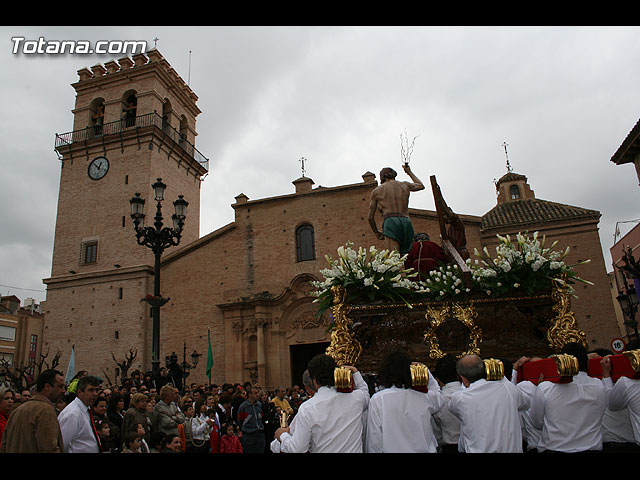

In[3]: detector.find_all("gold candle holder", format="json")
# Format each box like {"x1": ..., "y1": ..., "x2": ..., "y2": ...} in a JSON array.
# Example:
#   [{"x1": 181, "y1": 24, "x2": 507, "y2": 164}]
[{"x1": 279, "y1": 410, "x2": 289, "y2": 428}]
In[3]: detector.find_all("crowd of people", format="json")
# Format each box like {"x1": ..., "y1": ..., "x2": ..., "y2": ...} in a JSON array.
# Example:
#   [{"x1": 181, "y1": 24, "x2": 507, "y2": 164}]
[{"x1": 0, "y1": 340, "x2": 639, "y2": 454}]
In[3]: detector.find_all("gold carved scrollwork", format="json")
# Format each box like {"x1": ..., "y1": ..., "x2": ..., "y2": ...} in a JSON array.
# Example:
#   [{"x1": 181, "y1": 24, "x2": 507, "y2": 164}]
[
  {"x1": 423, "y1": 303, "x2": 483, "y2": 359},
  {"x1": 325, "y1": 286, "x2": 362, "y2": 366},
  {"x1": 547, "y1": 276, "x2": 587, "y2": 351},
  {"x1": 623, "y1": 349, "x2": 640, "y2": 373}
]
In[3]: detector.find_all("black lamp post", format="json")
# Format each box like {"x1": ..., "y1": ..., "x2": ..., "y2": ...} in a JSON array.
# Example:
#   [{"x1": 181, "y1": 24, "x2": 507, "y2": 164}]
[
  {"x1": 181, "y1": 342, "x2": 201, "y2": 393},
  {"x1": 130, "y1": 178, "x2": 188, "y2": 380}
]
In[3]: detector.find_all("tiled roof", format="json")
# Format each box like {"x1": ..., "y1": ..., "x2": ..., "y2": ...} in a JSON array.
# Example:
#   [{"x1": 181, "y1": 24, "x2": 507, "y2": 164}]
[
  {"x1": 481, "y1": 198, "x2": 600, "y2": 231},
  {"x1": 496, "y1": 172, "x2": 527, "y2": 184},
  {"x1": 611, "y1": 118, "x2": 640, "y2": 165}
]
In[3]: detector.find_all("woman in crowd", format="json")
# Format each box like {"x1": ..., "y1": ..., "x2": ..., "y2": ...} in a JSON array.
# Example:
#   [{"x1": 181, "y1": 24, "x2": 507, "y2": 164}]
[
  {"x1": 0, "y1": 386, "x2": 15, "y2": 448},
  {"x1": 106, "y1": 392, "x2": 126, "y2": 438},
  {"x1": 121, "y1": 393, "x2": 152, "y2": 448}
]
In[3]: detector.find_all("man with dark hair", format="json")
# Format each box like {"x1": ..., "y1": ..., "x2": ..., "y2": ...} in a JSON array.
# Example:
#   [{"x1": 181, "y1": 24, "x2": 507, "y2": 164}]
[
  {"x1": 432, "y1": 354, "x2": 462, "y2": 453},
  {"x1": 0, "y1": 369, "x2": 66, "y2": 453},
  {"x1": 529, "y1": 342, "x2": 607, "y2": 452},
  {"x1": 366, "y1": 350, "x2": 443, "y2": 453},
  {"x1": 237, "y1": 387, "x2": 265, "y2": 453},
  {"x1": 448, "y1": 354, "x2": 528, "y2": 453},
  {"x1": 274, "y1": 354, "x2": 369, "y2": 453},
  {"x1": 368, "y1": 164, "x2": 424, "y2": 255},
  {"x1": 57, "y1": 374, "x2": 103, "y2": 453}
]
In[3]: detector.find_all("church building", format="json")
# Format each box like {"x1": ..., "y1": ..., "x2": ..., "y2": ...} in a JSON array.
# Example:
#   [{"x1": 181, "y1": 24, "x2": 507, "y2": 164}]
[{"x1": 42, "y1": 51, "x2": 620, "y2": 389}]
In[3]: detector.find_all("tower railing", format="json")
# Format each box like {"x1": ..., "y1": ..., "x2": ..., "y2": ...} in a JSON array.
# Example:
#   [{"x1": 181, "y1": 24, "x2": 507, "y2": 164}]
[{"x1": 54, "y1": 112, "x2": 209, "y2": 172}]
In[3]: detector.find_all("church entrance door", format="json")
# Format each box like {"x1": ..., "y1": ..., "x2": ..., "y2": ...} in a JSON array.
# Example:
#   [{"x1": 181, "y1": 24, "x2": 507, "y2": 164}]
[{"x1": 289, "y1": 342, "x2": 330, "y2": 387}]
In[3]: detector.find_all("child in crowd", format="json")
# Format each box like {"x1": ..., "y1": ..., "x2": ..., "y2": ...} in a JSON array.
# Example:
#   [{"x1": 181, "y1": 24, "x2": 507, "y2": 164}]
[
  {"x1": 95, "y1": 419, "x2": 115, "y2": 453},
  {"x1": 161, "y1": 433, "x2": 183, "y2": 453},
  {"x1": 219, "y1": 423, "x2": 243, "y2": 453},
  {"x1": 122, "y1": 431, "x2": 141, "y2": 453},
  {"x1": 127, "y1": 422, "x2": 150, "y2": 453}
]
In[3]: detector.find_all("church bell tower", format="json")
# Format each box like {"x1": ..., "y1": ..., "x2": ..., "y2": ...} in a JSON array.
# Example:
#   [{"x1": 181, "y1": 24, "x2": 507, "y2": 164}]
[{"x1": 43, "y1": 49, "x2": 209, "y2": 378}]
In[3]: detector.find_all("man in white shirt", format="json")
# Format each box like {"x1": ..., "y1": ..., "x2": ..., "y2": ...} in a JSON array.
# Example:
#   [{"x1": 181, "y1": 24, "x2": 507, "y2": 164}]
[
  {"x1": 512, "y1": 356, "x2": 543, "y2": 453},
  {"x1": 529, "y1": 342, "x2": 607, "y2": 453},
  {"x1": 366, "y1": 349, "x2": 444, "y2": 453},
  {"x1": 600, "y1": 351, "x2": 640, "y2": 448},
  {"x1": 274, "y1": 354, "x2": 369, "y2": 453},
  {"x1": 431, "y1": 354, "x2": 462, "y2": 453},
  {"x1": 448, "y1": 354, "x2": 528, "y2": 453},
  {"x1": 57, "y1": 375, "x2": 102, "y2": 453}
]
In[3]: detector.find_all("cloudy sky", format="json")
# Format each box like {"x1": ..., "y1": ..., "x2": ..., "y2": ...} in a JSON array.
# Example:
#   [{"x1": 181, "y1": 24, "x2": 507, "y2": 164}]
[{"x1": 2, "y1": 26, "x2": 640, "y2": 304}]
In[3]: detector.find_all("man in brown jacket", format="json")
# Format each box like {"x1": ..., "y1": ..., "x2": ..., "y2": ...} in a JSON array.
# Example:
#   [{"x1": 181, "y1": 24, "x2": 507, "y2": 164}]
[{"x1": 0, "y1": 369, "x2": 66, "y2": 453}]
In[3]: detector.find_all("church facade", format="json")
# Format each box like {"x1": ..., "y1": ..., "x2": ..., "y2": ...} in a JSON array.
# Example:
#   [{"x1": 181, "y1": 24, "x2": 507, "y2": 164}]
[{"x1": 42, "y1": 51, "x2": 621, "y2": 389}]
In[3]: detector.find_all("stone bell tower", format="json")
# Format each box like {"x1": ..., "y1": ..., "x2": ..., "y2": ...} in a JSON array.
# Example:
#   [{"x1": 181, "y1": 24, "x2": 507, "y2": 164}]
[{"x1": 43, "y1": 49, "x2": 209, "y2": 379}]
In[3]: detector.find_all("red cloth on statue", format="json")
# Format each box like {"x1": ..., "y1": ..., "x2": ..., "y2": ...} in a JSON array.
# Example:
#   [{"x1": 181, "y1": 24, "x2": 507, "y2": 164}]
[{"x1": 405, "y1": 240, "x2": 448, "y2": 273}]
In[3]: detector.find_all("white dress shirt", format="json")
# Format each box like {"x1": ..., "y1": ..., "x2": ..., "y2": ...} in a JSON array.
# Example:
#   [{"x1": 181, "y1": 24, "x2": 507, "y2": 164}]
[
  {"x1": 603, "y1": 376, "x2": 640, "y2": 444},
  {"x1": 277, "y1": 371, "x2": 370, "y2": 453},
  {"x1": 191, "y1": 413, "x2": 212, "y2": 442},
  {"x1": 432, "y1": 381, "x2": 462, "y2": 447},
  {"x1": 530, "y1": 371, "x2": 606, "y2": 452},
  {"x1": 514, "y1": 379, "x2": 542, "y2": 451},
  {"x1": 366, "y1": 370, "x2": 444, "y2": 453},
  {"x1": 57, "y1": 397, "x2": 100, "y2": 453},
  {"x1": 448, "y1": 377, "x2": 528, "y2": 453}
]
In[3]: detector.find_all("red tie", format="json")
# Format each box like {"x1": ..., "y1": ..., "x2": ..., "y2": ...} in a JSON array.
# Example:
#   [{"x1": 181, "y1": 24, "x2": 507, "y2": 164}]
[{"x1": 88, "y1": 408, "x2": 103, "y2": 453}]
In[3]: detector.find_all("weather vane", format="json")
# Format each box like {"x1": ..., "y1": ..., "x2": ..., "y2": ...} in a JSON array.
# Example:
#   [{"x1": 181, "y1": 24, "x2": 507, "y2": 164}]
[
  {"x1": 299, "y1": 157, "x2": 307, "y2": 177},
  {"x1": 502, "y1": 142, "x2": 512, "y2": 173}
]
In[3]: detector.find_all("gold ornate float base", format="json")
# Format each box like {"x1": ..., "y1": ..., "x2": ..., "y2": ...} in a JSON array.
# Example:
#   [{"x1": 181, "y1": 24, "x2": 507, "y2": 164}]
[{"x1": 325, "y1": 282, "x2": 586, "y2": 372}]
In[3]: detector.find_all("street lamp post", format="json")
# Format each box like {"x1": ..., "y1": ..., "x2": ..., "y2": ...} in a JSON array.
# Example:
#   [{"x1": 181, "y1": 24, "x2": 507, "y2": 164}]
[
  {"x1": 130, "y1": 178, "x2": 188, "y2": 380},
  {"x1": 181, "y1": 342, "x2": 201, "y2": 393}
]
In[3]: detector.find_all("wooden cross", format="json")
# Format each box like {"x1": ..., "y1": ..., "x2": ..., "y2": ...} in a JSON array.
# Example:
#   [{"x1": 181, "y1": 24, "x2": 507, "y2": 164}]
[{"x1": 430, "y1": 175, "x2": 472, "y2": 288}]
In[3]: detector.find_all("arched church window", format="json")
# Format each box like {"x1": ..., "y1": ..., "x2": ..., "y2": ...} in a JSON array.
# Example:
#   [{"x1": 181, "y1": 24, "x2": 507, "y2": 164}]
[
  {"x1": 179, "y1": 116, "x2": 188, "y2": 145},
  {"x1": 296, "y1": 224, "x2": 316, "y2": 262},
  {"x1": 510, "y1": 184, "x2": 521, "y2": 200},
  {"x1": 122, "y1": 91, "x2": 137, "y2": 128},
  {"x1": 90, "y1": 98, "x2": 105, "y2": 137},
  {"x1": 162, "y1": 99, "x2": 172, "y2": 133}
]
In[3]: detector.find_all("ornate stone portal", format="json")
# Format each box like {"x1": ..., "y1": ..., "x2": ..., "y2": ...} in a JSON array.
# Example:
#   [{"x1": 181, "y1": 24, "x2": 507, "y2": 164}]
[{"x1": 326, "y1": 281, "x2": 587, "y2": 374}]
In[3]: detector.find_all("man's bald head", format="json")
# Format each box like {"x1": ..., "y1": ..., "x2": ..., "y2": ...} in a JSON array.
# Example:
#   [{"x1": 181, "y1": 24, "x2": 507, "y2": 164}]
[{"x1": 456, "y1": 354, "x2": 485, "y2": 384}]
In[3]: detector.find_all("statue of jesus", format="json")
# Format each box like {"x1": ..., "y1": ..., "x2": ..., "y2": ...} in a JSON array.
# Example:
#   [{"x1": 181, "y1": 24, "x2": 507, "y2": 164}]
[{"x1": 368, "y1": 164, "x2": 425, "y2": 255}]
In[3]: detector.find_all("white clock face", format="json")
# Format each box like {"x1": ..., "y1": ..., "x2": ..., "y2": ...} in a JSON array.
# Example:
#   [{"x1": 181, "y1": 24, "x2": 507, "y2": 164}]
[{"x1": 88, "y1": 156, "x2": 109, "y2": 180}]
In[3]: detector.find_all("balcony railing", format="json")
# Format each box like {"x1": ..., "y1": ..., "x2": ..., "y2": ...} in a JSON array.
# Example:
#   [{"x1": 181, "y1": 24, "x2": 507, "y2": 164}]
[{"x1": 55, "y1": 112, "x2": 209, "y2": 172}]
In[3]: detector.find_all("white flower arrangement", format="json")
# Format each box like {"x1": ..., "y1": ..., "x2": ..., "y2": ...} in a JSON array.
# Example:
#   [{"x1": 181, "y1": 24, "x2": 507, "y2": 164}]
[
  {"x1": 312, "y1": 232, "x2": 593, "y2": 316},
  {"x1": 470, "y1": 232, "x2": 593, "y2": 297},
  {"x1": 311, "y1": 242, "x2": 420, "y2": 315}
]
